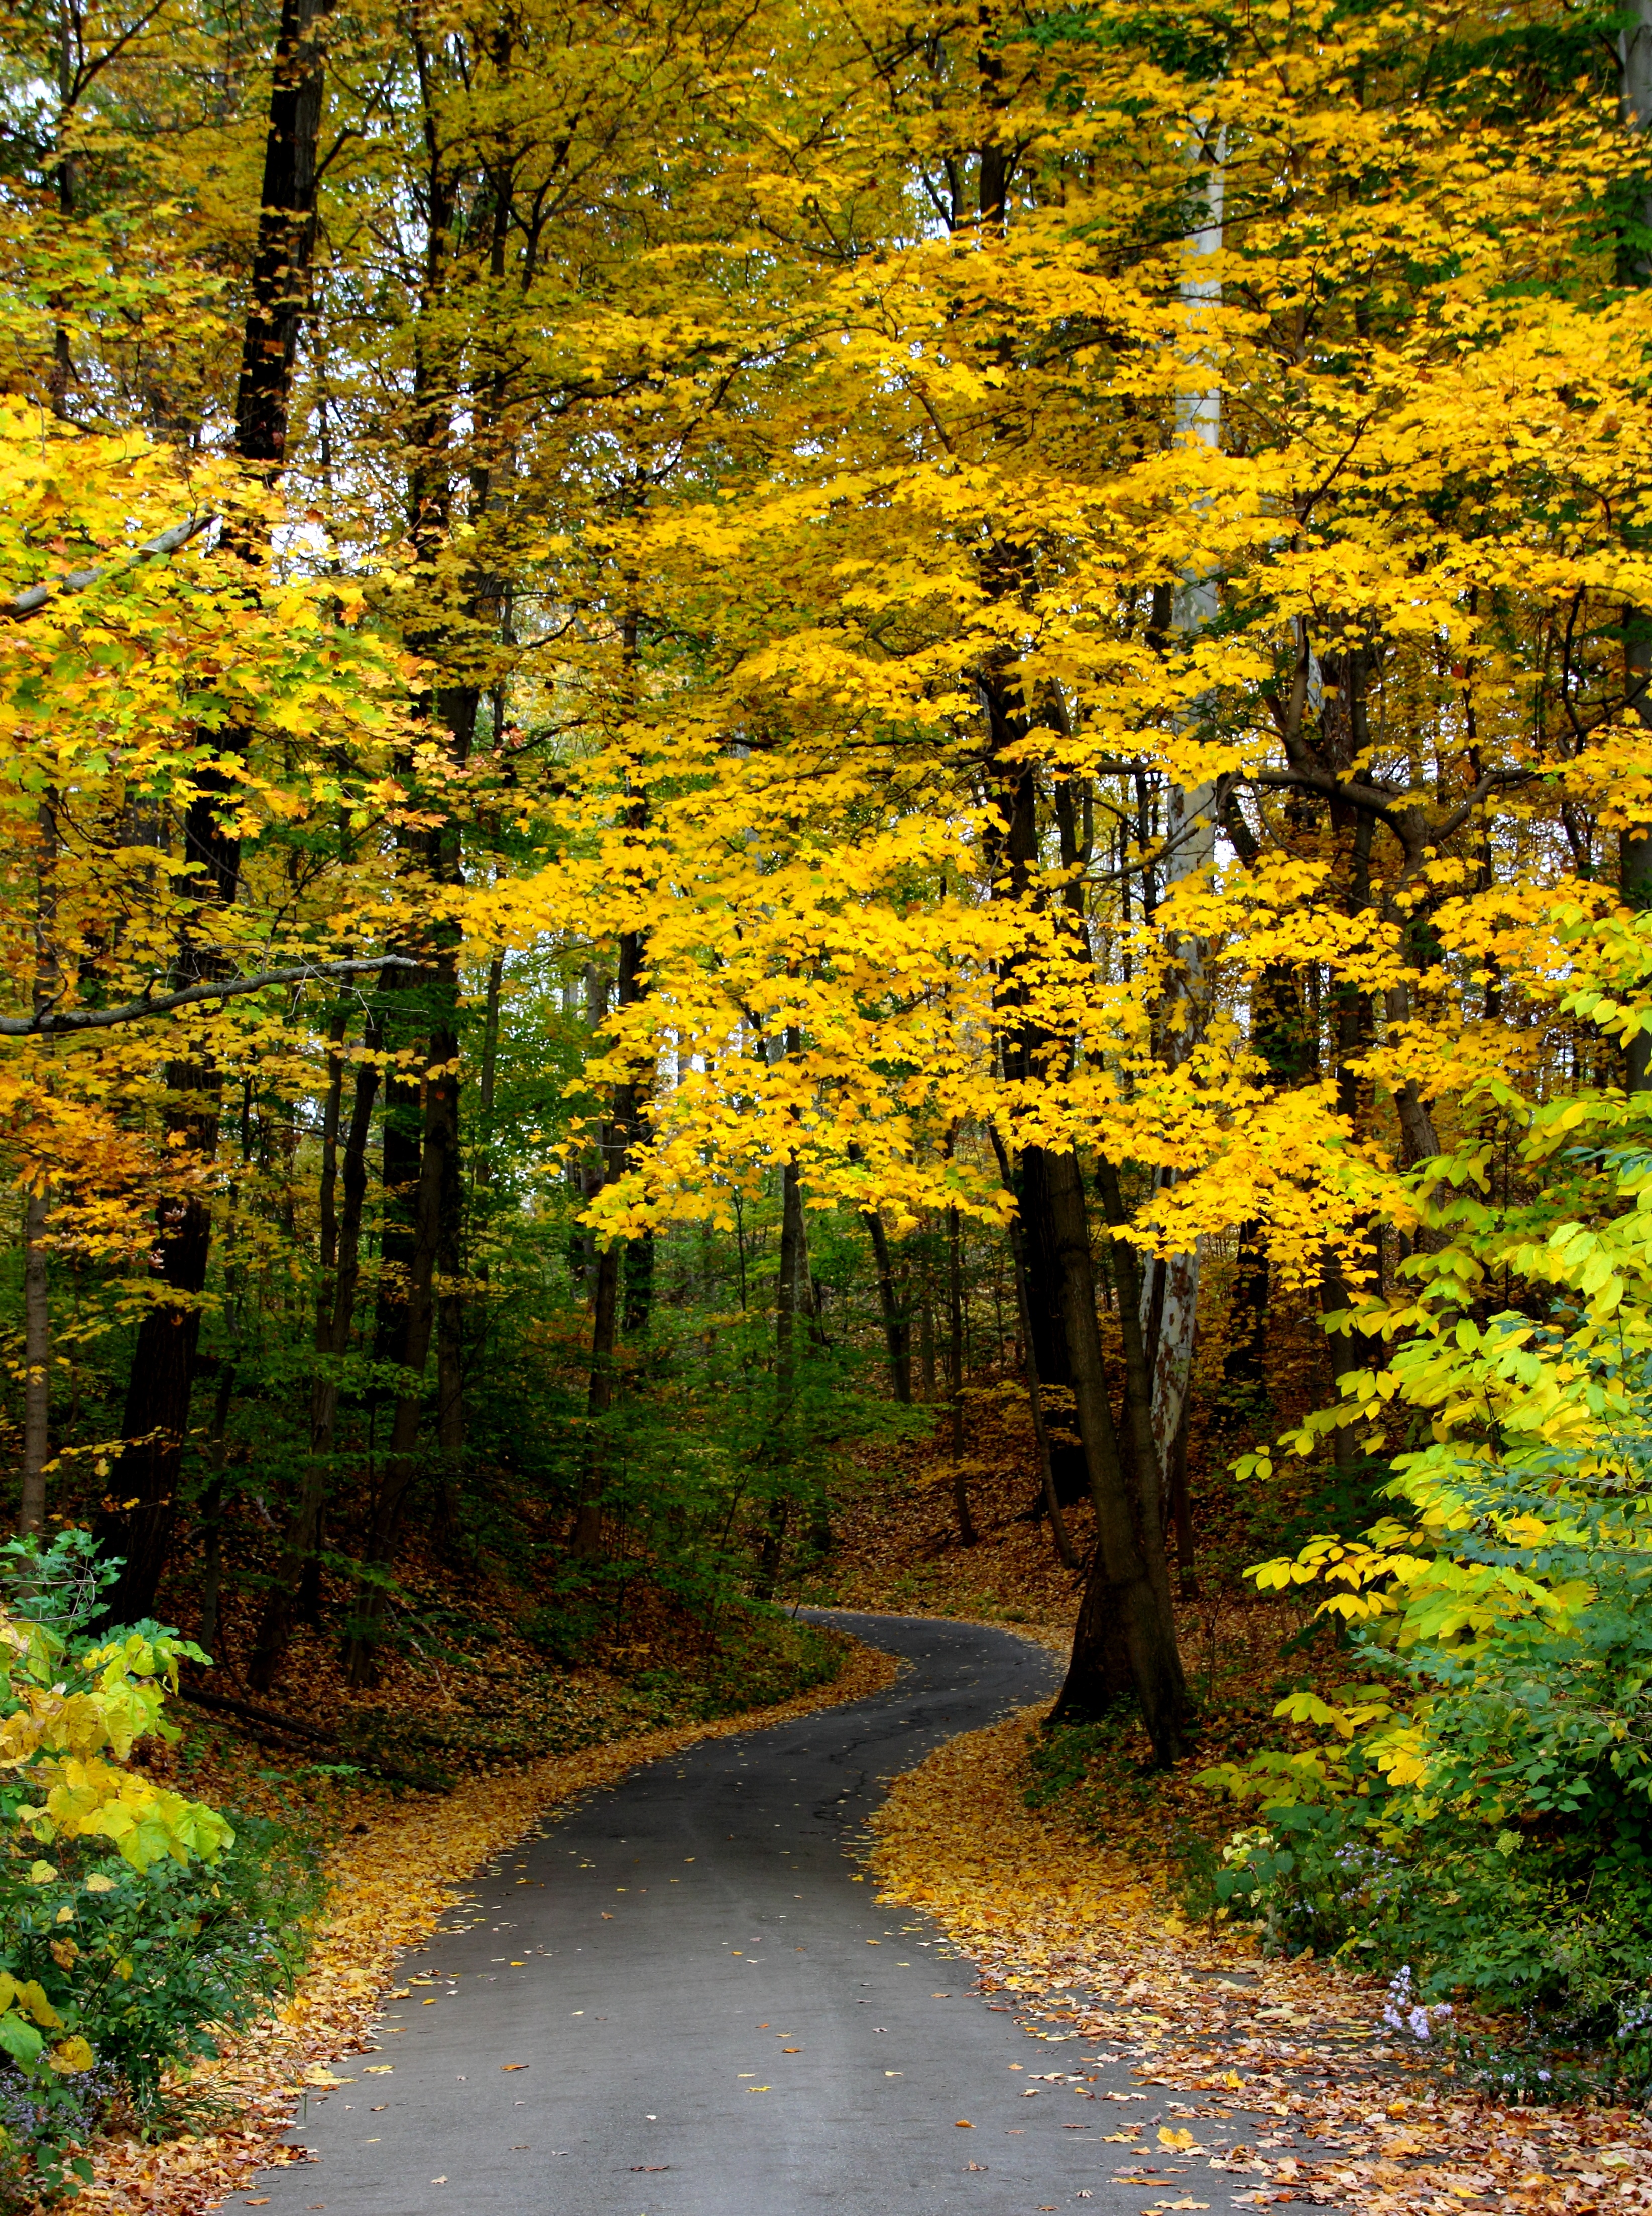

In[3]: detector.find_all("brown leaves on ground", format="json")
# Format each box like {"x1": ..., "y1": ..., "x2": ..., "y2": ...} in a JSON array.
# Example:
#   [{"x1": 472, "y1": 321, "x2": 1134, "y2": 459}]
[
  {"x1": 868, "y1": 1709, "x2": 1652, "y2": 2216},
  {"x1": 74, "y1": 1637, "x2": 896, "y2": 2216}
]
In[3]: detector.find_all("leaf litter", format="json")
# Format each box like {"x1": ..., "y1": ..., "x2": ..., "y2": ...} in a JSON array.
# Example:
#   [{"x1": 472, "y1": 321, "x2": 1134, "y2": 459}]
[
  {"x1": 867, "y1": 1706, "x2": 1652, "y2": 2214},
  {"x1": 72, "y1": 1637, "x2": 895, "y2": 2216}
]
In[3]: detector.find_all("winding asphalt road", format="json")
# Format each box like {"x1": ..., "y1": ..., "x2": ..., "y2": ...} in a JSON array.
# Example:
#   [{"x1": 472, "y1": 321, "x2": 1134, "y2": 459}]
[{"x1": 248, "y1": 1613, "x2": 1269, "y2": 2216}]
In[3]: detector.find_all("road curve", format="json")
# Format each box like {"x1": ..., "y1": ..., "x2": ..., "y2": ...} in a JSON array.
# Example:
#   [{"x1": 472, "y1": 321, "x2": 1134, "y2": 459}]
[{"x1": 245, "y1": 1611, "x2": 1261, "y2": 2215}]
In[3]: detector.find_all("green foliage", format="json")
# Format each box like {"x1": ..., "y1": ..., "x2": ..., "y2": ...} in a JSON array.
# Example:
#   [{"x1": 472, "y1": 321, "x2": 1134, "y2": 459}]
[
  {"x1": 1024, "y1": 1722, "x2": 1113, "y2": 1809},
  {"x1": 1206, "y1": 1060, "x2": 1652, "y2": 2084},
  {"x1": 0, "y1": 1536, "x2": 317, "y2": 2198}
]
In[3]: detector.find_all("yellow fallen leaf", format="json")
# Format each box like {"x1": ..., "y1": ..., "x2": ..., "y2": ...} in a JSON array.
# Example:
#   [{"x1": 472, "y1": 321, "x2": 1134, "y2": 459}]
[{"x1": 1159, "y1": 2127, "x2": 1196, "y2": 2150}]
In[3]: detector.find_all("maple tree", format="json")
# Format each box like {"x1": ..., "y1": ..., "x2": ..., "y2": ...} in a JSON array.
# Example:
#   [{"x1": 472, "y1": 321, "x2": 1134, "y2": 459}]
[{"x1": 0, "y1": 0, "x2": 1650, "y2": 2162}]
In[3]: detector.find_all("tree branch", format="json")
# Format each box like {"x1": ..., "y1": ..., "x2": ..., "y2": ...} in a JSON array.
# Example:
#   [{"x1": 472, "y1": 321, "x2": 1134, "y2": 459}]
[
  {"x1": 2, "y1": 512, "x2": 218, "y2": 621},
  {"x1": 2, "y1": 955, "x2": 419, "y2": 1036}
]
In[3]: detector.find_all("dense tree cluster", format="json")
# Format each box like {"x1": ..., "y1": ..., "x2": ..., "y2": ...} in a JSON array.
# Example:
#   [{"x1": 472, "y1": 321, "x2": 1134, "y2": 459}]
[{"x1": 1, "y1": 1, "x2": 1649, "y2": 1884}]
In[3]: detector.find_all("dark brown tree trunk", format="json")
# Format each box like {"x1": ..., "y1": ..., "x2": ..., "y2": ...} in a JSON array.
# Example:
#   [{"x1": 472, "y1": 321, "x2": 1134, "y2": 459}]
[
  {"x1": 249, "y1": 1031, "x2": 379, "y2": 1689},
  {"x1": 343, "y1": 1055, "x2": 443, "y2": 1683},
  {"x1": 20, "y1": 1185, "x2": 49, "y2": 1537},
  {"x1": 195, "y1": 1359, "x2": 237, "y2": 1657},
  {"x1": 947, "y1": 1198, "x2": 977, "y2": 1545},
  {"x1": 866, "y1": 1208, "x2": 911, "y2": 1402},
  {"x1": 1015, "y1": 1146, "x2": 1091, "y2": 1509},
  {"x1": 991, "y1": 1132, "x2": 1078, "y2": 1569},
  {"x1": 571, "y1": 1236, "x2": 622, "y2": 1559},
  {"x1": 99, "y1": 0, "x2": 327, "y2": 1618},
  {"x1": 1625, "y1": 617, "x2": 1652, "y2": 1093},
  {"x1": 758, "y1": 1157, "x2": 806, "y2": 1597},
  {"x1": 1044, "y1": 1149, "x2": 1187, "y2": 1760},
  {"x1": 571, "y1": 923, "x2": 646, "y2": 1556}
]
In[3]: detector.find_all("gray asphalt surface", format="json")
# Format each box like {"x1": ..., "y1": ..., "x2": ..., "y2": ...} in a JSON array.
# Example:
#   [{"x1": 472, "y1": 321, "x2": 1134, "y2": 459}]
[{"x1": 246, "y1": 1612, "x2": 1272, "y2": 2216}]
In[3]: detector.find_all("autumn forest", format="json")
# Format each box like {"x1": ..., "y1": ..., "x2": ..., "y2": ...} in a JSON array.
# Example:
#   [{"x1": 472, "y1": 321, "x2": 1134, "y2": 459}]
[{"x1": 1, "y1": 0, "x2": 1651, "y2": 2203}]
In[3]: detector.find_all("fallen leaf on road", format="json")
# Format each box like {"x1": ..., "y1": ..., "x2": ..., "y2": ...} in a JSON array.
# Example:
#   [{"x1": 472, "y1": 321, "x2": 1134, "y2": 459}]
[
  {"x1": 955, "y1": 2119, "x2": 972, "y2": 2127},
  {"x1": 501, "y1": 2063, "x2": 528, "y2": 2071}
]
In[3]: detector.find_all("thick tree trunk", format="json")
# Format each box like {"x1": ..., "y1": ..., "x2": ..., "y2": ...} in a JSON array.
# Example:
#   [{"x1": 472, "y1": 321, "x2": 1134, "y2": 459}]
[{"x1": 1044, "y1": 1149, "x2": 1187, "y2": 1760}]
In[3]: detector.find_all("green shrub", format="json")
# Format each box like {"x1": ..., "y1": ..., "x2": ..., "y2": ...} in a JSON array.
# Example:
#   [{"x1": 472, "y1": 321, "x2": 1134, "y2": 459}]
[{"x1": 0, "y1": 1534, "x2": 321, "y2": 2197}]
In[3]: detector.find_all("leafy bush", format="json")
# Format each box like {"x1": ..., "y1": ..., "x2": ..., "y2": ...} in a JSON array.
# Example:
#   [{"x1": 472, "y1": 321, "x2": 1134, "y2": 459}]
[
  {"x1": 1203, "y1": 1072, "x2": 1652, "y2": 2085},
  {"x1": 0, "y1": 1534, "x2": 318, "y2": 2198}
]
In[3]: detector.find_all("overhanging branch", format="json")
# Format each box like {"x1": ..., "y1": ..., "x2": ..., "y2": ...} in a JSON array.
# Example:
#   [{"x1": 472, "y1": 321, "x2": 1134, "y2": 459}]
[
  {"x1": 2, "y1": 955, "x2": 420, "y2": 1037},
  {"x1": 2, "y1": 513, "x2": 218, "y2": 622}
]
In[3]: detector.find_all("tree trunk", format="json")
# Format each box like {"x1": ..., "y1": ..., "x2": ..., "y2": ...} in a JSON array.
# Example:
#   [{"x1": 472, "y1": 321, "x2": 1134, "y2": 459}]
[
  {"x1": 20, "y1": 1184, "x2": 50, "y2": 1536},
  {"x1": 343, "y1": 1074, "x2": 442, "y2": 1683},
  {"x1": 1623, "y1": 608, "x2": 1652, "y2": 1093},
  {"x1": 249, "y1": 1035, "x2": 379, "y2": 1689},
  {"x1": 1016, "y1": 1147, "x2": 1092, "y2": 1509},
  {"x1": 195, "y1": 1360, "x2": 237, "y2": 1658},
  {"x1": 991, "y1": 1133, "x2": 1078, "y2": 1569},
  {"x1": 947, "y1": 1199, "x2": 977, "y2": 1546},
  {"x1": 758, "y1": 1157, "x2": 806, "y2": 1598},
  {"x1": 863, "y1": 1202, "x2": 911, "y2": 1403},
  {"x1": 100, "y1": 0, "x2": 326, "y2": 1615},
  {"x1": 1044, "y1": 1149, "x2": 1187, "y2": 1760},
  {"x1": 571, "y1": 1234, "x2": 622, "y2": 1558}
]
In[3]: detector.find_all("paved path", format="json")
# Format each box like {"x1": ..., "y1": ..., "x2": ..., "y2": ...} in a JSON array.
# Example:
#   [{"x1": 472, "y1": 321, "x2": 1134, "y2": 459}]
[{"x1": 248, "y1": 1612, "x2": 1263, "y2": 2216}]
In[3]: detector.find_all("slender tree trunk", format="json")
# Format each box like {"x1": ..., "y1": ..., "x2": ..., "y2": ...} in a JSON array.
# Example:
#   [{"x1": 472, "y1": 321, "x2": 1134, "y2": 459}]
[
  {"x1": 98, "y1": 0, "x2": 326, "y2": 1618},
  {"x1": 1622, "y1": 614, "x2": 1652, "y2": 1093},
  {"x1": 572, "y1": 917, "x2": 646, "y2": 1556},
  {"x1": 344, "y1": 1076, "x2": 442, "y2": 1683},
  {"x1": 195, "y1": 1359, "x2": 237, "y2": 1657},
  {"x1": 758, "y1": 1157, "x2": 805, "y2": 1597},
  {"x1": 1621, "y1": 21, "x2": 1652, "y2": 1096},
  {"x1": 867, "y1": 1209, "x2": 910, "y2": 1402},
  {"x1": 20, "y1": 1185, "x2": 50, "y2": 1536},
  {"x1": 991, "y1": 1132, "x2": 1078, "y2": 1569},
  {"x1": 947, "y1": 1198, "x2": 976, "y2": 1545},
  {"x1": 250, "y1": 1035, "x2": 379, "y2": 1689},
  {"x1": 572, "y1": 1233, "x2": 622, "y2": 1559}
]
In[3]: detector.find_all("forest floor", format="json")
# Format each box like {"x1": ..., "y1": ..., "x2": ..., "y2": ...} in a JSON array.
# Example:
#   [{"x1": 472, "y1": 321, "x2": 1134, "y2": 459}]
[
  {"x1": 71, "y1": 1387, "x2": 1652, "y2": 2213},
  {"x1": 79, "y1": 1631, "x2": 898, "y2": 2216},
  {"x1": 822, "y1": 1403, "x2": 1652, "y2": 2212},
  {"x1": 870, "y1": 1707, "x2": 1652, "y2": 2213}
]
